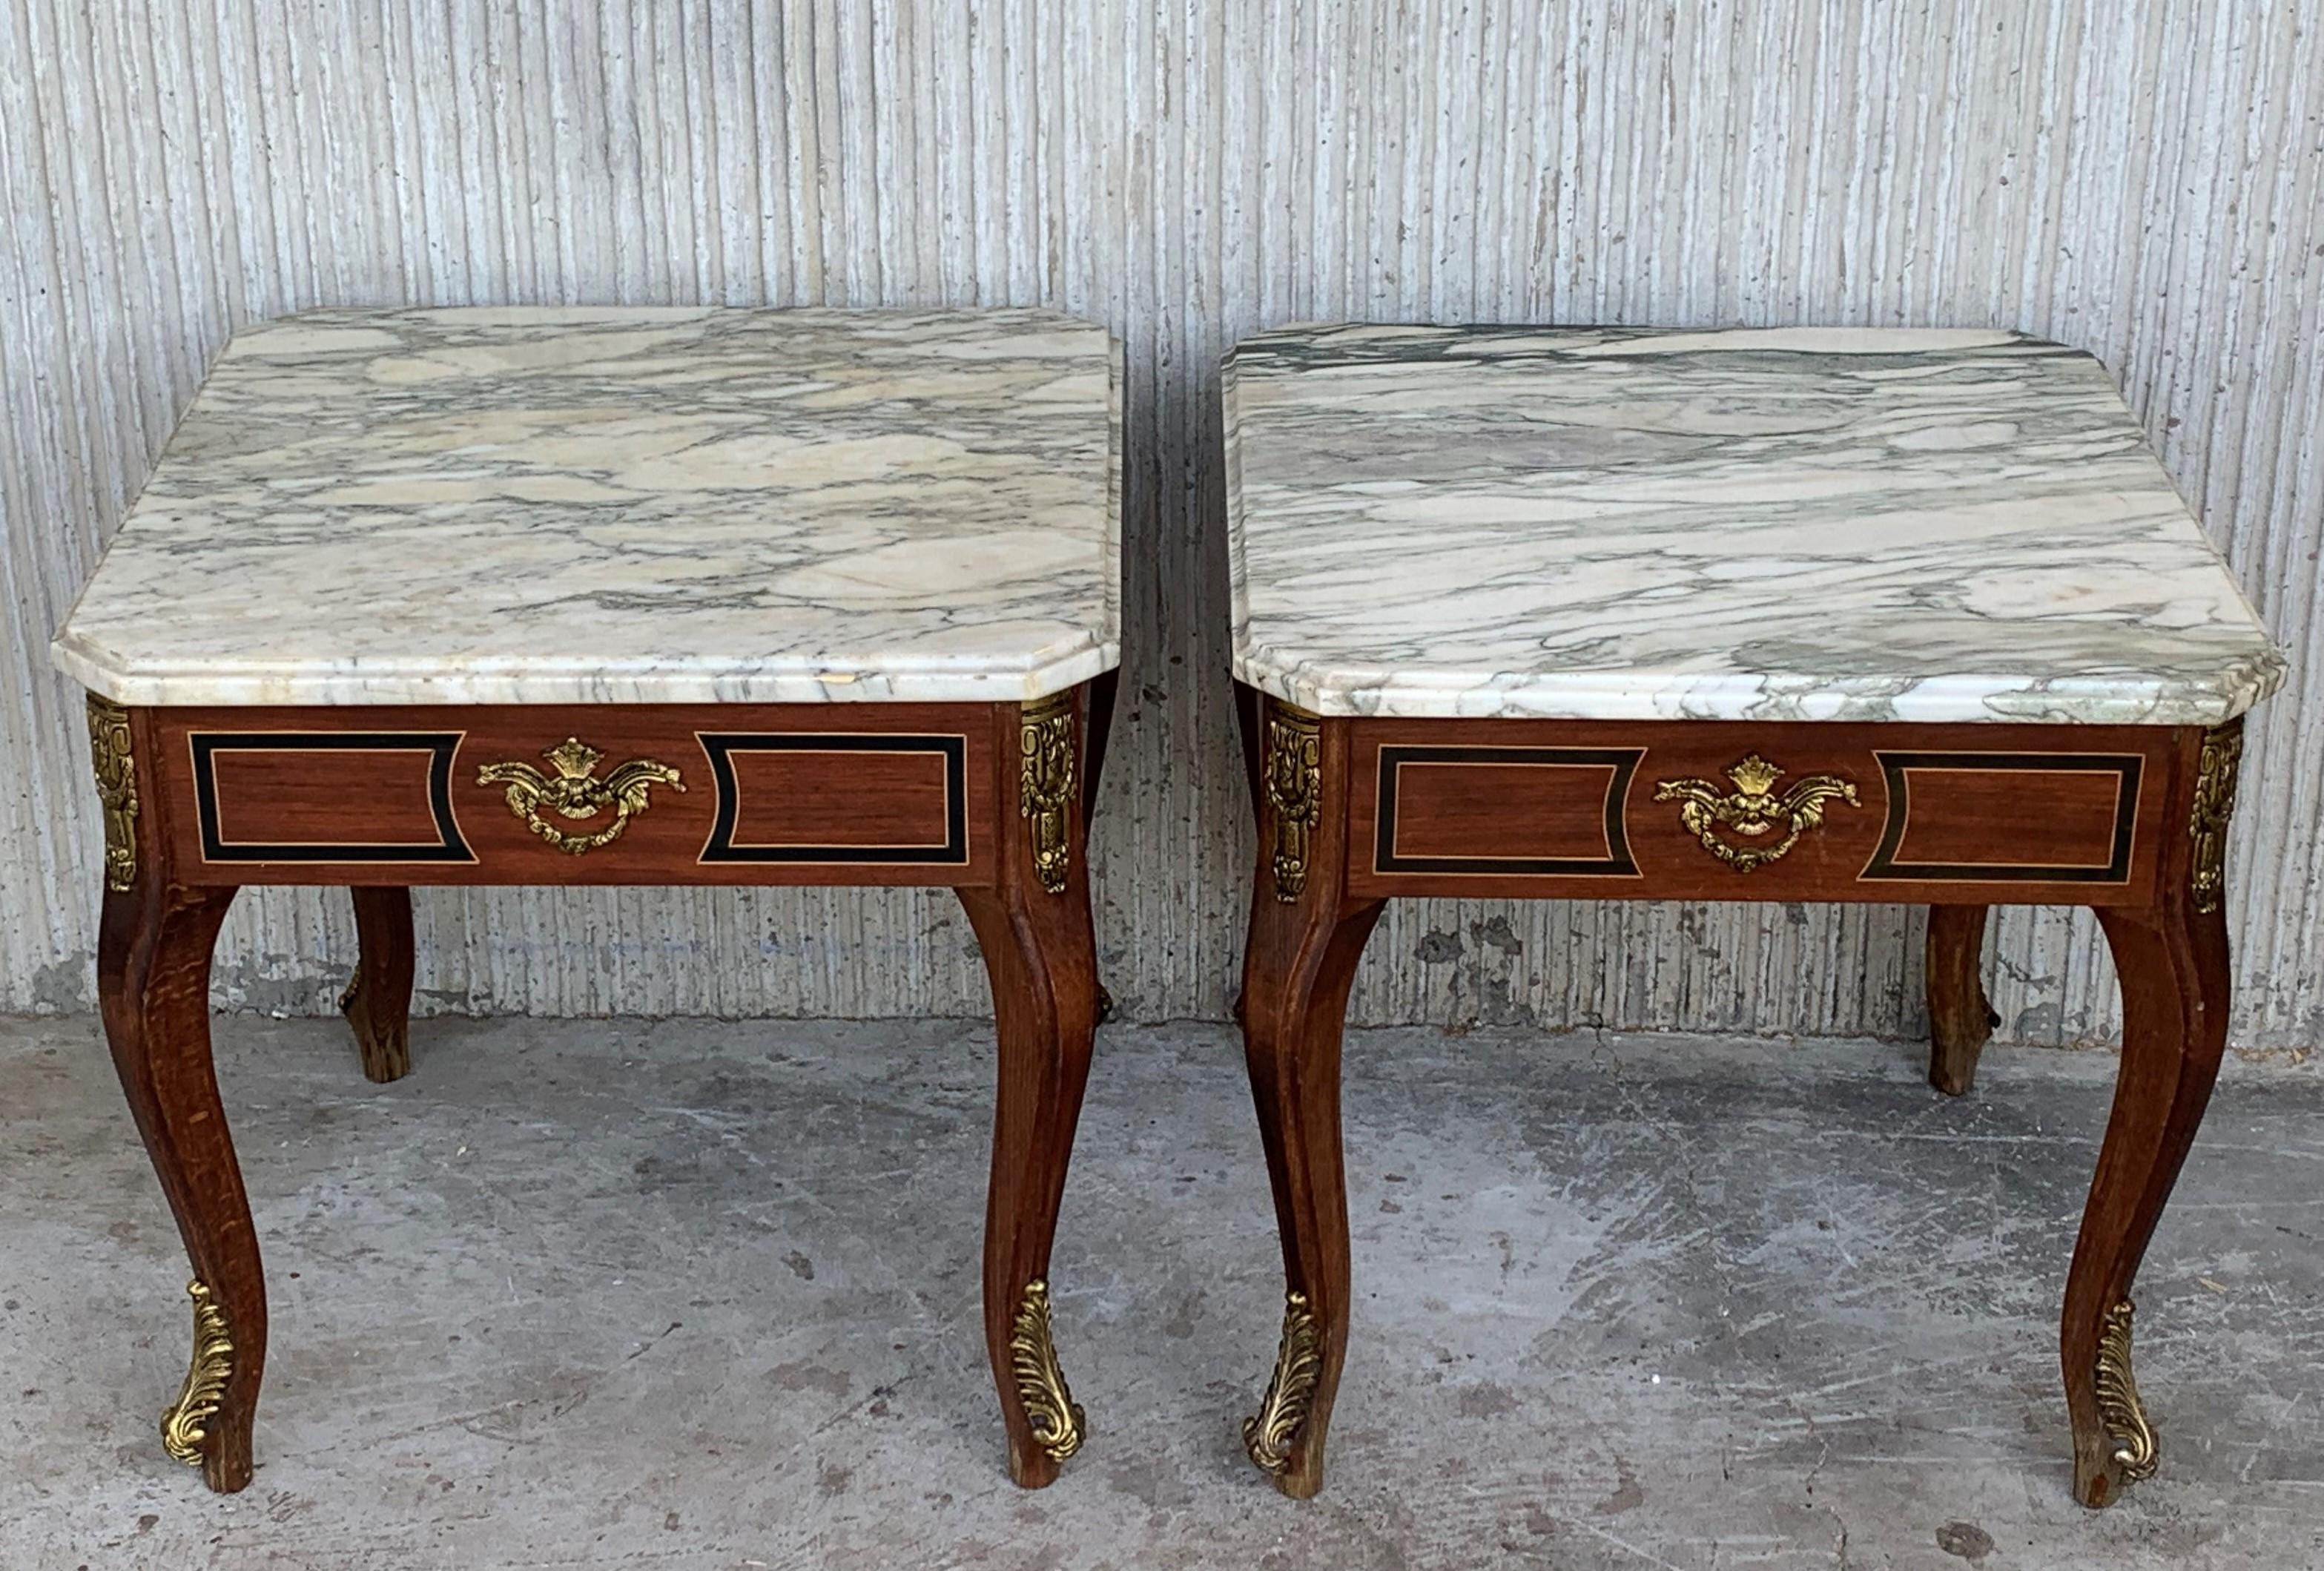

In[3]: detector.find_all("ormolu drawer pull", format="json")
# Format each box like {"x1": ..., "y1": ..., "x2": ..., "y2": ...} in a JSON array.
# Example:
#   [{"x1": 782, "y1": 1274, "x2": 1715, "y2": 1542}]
[
  {"x1": 1654, "y1": 754, "x2": 1858, "y2": 872},
  {"x1": 476, "y1": 737, "x2": 684, "y2": 854}
]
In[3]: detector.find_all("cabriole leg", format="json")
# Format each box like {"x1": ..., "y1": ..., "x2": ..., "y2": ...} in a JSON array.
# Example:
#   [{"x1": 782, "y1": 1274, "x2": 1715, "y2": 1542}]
[
  {"x1": 957, "y1": 688, "x2": 1101, "y2": 1487},
  {"x1": 2063, "y1": 725, "x2": 2240, "y2": 1506},
  {"x1": 2064, "y1": 898, "x2": 2227, "y2": 1505},
  {"x1": 341, "y1": 886, "x2": 414, "y2": 1083},
  {"x1": 1238, "y1": 700, "x2": 1381, "y2": 1498},
  {"x1": 99, "y1": 878, "x2": 261, "y2": 1492},
  {"x1": 1926, "y1": 903, "x2": 1998, "y2": 1095}
]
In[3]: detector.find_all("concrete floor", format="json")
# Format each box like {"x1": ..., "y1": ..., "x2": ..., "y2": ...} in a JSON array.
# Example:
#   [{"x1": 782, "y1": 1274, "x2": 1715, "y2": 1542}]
[{"x1": 3, "y1": 1014, "x2": 2321, "y2": 1570}]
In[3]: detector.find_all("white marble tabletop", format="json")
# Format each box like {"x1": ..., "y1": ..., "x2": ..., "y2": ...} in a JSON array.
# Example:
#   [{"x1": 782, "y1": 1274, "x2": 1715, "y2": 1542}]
[
  {"x1": 55, "y1": 307, "x2": 1119, "y2": 706},
  {"x1": 1227, "y1": 325, "x2": 2284, "y2": 725}
]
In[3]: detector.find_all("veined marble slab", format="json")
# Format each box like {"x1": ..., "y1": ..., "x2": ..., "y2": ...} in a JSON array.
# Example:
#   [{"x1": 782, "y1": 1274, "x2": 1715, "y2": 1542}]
[
  {"x1": 55, "y1": 307, "x2": 1120, "y2": 706},
  {"x1": 1226, "y1": 324, "x2": 2285, "y2": 725}
]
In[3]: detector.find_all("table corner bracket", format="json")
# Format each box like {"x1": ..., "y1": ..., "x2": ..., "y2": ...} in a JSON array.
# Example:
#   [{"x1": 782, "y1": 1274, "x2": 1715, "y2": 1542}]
[
  {"x1": 1264, "y1": 707, "x2": 1323, "y2": 902},
  {"x1": 2188, "y1": 722, "x2": 2242, "y2": 915},
  {"x1": 85, "y1": 692, "x2": 140, "y2": 892},
  {"x1": 1019, "y1": 694, "x2": 1076, "y2": 895}
]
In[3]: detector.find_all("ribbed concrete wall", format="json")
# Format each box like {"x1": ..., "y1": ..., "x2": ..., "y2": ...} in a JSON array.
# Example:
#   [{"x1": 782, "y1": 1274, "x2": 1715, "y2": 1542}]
[{"x1": 4, "y1": 1, "x2": 2318, "y2": 1046}]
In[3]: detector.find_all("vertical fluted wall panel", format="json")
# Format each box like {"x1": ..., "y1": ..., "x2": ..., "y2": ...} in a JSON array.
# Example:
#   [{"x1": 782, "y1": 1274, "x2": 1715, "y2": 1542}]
[{"x1": 3, "y1": 1, "x2": 2318, "y2": 1050}]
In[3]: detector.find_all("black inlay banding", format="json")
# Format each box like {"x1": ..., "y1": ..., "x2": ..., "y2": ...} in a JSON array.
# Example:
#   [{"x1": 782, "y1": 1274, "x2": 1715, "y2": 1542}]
[
  {"x1": 698, "y1": 733, "x2": 968, "y2": 865},
  {"x1": 1861, "y1": 751, "x2": 2142, "y2": 883},
  {"x1": 191, "y1": 731, "x2": 472, "y2": 863},
  {"x1": 1375, "y1": 745, "x2": 1643, "y2": 877}
]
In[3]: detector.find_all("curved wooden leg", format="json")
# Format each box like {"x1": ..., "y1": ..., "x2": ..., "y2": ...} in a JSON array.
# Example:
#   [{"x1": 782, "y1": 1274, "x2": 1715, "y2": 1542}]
[
  {"x1": 99, "y1": 879, "x2": 260, "y2": 1492},
  {"x1": 957, "y1": 691, "x2": 1101, "y2": 1488},
  {"x1": 341, "y1": 886, "x2": 414, "y2": 1083},
  {"x1": 1238, "y1": 700, "x2": 1380, "y2": 1498},
  {"x1": 1926, "y1": 903, "x2": 1998, "y2": 1095},
  {"x1": 2066, "y1": 893, "x2": 2230, "y2": 1506},
  {"x1": 1241, "y1": 893, "x2": 1381, "y2": 1498}
]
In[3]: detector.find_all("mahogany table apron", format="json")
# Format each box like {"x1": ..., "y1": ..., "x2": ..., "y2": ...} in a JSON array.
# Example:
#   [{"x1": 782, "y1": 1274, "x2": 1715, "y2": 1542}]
[
  {"x1": 1233, "y1": 691, "x2": 2243, "y2": 1508},
  {"x1": 81, "y1": 682, "x2": 1115, "y2": 1494}
]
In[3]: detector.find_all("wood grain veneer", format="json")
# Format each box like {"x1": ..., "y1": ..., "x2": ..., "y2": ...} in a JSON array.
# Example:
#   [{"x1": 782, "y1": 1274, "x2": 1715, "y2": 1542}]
[
  {"x1": 155, "y1": 704, "x2": 997, "y2": 886},
  {"x1": 1347, "y1": 718, "x2": 2173, "y2": 905}
]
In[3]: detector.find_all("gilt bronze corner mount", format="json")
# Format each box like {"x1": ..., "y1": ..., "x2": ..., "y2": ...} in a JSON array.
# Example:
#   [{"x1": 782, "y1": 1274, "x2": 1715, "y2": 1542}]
[
  {"x1": 85, "y1": 693, "x2": 139, "y2": 892},
  {"x1": 1020, "y1": 694, "x2": 1077, "y2": 895},
  {"x1": 1264, "y1": 707, "x2": 1323, "y2": 901},
  {"x1": 2188, "y1": 722, "x2": 2242, "y2": 914}
]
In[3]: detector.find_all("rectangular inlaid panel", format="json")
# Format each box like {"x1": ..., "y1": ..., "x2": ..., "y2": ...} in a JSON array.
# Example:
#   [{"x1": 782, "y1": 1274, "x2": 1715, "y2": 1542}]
[
  {"x1": 153, "y1": 704, "x2": 1003, "y2": 886},
  {"x1": 699, "y1": 734, "x2": 968, "y2": 864},
  {"x1": 1373, "y1": 746, "x2": 1640, "y2": 876},
  {"x1": 191, "y1": 732, "x2": 473, "y2": 864},
  {"x1": 1862, "y1": 752, "x2": 2142, "y2": 883},
  {"x1": 1345, "y1": 718, "x2": 2178, "y2": 905}
]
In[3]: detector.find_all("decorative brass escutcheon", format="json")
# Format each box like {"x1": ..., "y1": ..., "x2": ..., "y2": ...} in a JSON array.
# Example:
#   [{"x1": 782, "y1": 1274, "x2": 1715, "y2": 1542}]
[
  {"x1": 1008, "y1": 1279, "x2": 1085, "y2": 1462},
  {"x1": 1244, "y1": 1288, "x2": 1323, "y2": 1475},
  {"x1": 159, "y1": 1279, "x2": 234, "y2": 1467},
  {"x1": 476, "y1": 737, "x2": 684, "y2": 854},
  {"x1": 1654, "y1": 753, "x2": 1858, "y2": 872}
]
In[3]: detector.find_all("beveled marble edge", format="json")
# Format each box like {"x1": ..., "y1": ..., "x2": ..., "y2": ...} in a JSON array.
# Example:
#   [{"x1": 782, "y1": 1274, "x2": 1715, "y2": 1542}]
[
  {"x1": 54, "y1": 631, "x2": 1120, "y2": 708},
  {"x1": 1231, "y1": 645, "x2": 2282, "y2": 726},
  {"x1": 1222, "y1": 327, "x2": 2287, "y2": 728},
  {"x1": 56, "y1": 312, "x2": 1126, "y2": 710}
]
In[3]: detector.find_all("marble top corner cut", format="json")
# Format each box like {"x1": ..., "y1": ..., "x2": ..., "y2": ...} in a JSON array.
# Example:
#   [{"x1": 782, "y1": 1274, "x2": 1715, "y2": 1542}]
[
  {"x1": 55, "y1": 306, "x2": 1121, "y2": 706},
  {"x1": 1224, "y1": 324, "x2": 2285, "y2": 725}
]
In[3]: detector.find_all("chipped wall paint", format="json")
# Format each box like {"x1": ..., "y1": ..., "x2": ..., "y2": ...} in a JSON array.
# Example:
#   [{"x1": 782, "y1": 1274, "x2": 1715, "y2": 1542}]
[{"x1": 3, "y1": 1, "x2": 2319, "y2": 1047}]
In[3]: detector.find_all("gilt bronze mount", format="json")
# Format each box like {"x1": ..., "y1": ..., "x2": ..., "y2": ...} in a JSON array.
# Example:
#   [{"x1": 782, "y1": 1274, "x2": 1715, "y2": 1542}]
[
  {"x1": 159, "y1": 1280, "x2": 234, "y2": 1468},
  {"x1": 1264, "y1": 707, "x2": 1322, "y2": 900},
  {"x1": 1243, "y1": 1289, "x2": 1323, "y2": 1477},
  {"x1": 1008, "y1": 1279, "x2": 1086, "y2": 1463},
  {"x1": 85, "y1": 693, "x2": 139, "y2": 891},
  {"x1": 476, "y1": 737, "x2": 684, "y2": 854},
  {"x1": 2094, "y1": 1297, "x2": 2159, "y2": 1483},
  {"x1": 2188, "y1": 722, "x2": 2242, "y2": 914},
  {"x1": 1654, "y1": 754, "x2": 1859, "y2": 872},
  {"x1": 1019, "y1": 694, "x2": 1076, "y2": 895}
]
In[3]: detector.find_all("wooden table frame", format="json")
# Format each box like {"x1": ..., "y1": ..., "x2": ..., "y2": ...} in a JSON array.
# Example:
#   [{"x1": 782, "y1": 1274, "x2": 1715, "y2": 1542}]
[
  {"x1": 1232, "y1": 685, "x2": 2244, "y2": 1509},
  {"x1": 82, "y1": 673, "x2": 1117, "y2": 1494}
]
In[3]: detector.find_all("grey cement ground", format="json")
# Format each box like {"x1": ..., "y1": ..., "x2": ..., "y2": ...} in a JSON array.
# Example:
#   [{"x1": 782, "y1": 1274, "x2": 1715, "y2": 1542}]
[{"x1": 3, "y1": 1012, "x2": 2321, "y2": 1571}]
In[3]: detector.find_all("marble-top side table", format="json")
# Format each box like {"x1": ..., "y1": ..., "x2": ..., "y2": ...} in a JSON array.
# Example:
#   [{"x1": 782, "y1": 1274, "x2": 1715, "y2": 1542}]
[
  {"x1": 53, "y1": 306, "x2": 1120, "y2": 1492},
  {"x1": 1224, "y1": 324, "x2": 2286, "y2": 1506}
]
